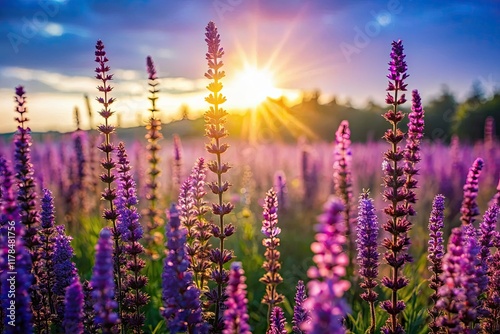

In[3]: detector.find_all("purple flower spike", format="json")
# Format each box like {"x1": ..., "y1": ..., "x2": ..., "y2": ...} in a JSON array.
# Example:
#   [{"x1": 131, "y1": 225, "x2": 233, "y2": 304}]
[
  {"x1": 90, "y1": 228, "x2": 119, "y2": 333},
  {"x1": 63, "y1": 279, "x2": 84, "y2": 334},
  {"x1": 478, "y1": 204, "x2": 499, "y2": 285},
  {"x1": 0, "y1": 157, "x2": 19, "y2": 227},
  {"x1": 304, "y1": 196, "x2": 350, "y2": 334},
  {"x1": 161, "y1": 204, "x2": 207, "y2": 334},
  {"x1": 356, "y1": 191, "x2": 379, "y2": 334},
  {"x1": 223, "y1": 262, "x2": 251, "y2": 334},
  {"x1": 427, "y1": 194, "x2": 445, "y2": 333},
  {"x1": 460, "y1": 158, "x2": 484, "y2": 225},
  {"x1": 386, "y1": 40, "x2": 409, "y2": 94},
  {"x1": 292, "y1": 280, "x2": 310, "y2": 333},
  {"x1": 267, "y1": 307, "x2": 287, "y2": 334},
  {"x1": 483, "y1": 243, "x2": 500, "y2": 332}
]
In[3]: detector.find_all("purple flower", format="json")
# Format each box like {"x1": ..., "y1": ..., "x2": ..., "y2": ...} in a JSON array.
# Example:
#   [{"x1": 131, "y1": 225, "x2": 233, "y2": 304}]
[
  {"x1": 53, "y1": 225, "x2": 78, "y2": 298},
  {"x1": 260, "y1": 189, "x2": 284, "y2": 326},
  {"x1": 356, "y1": 192, "x2": 379, "y2": 334},
  {"x1": 483, "y1": 244, "x2": 500, "y2": 332},
  {"x1": 381, "y1": 40, "x2": 413, "y2": 334},
  {"x1": 115, "y1": 142, "x2": 148, "y2": 332},
  {"x1": 267, "y1": 307, "x2": 287, "y2": 334},
  {"x1": 63, "y1": 279, "x2": 84, "y2": 334},
  {"x1": 460, "y1": 158, "x2": 484, "y2": 225},
  {"x1": 303, "y1": 197, "x2": 350, "y2": 334},
  {"x1": 427, "y1": 194, "x2": 445, "y2": 333},
  {"x1": 13, "y1": 86, "x2": 40, "y2": 252},
  {"x1": 144, "y1": 55, "x2": 164, "y2": 239},
  {"x1": 478, "y1": 204, "x2": 499, "y2": 288},
  {"x1": 223, "y1": 262, "x2": 251, "y2": 334},
  {"x1": 0, "y1": 157, "x2": 19, "y2": 226},
  {"x1": 436, "y1": 226, "x2": 481, "y2": 332},
  {"x1": 161, "y1": 204, "x2": 207, "y2": 334},
  {"x1": 172, "y1": 134, "x2": 183, "y2": 192},
  {"x1": 292, "y1": 280, "x2": 310, "y2": 333},
  {"x1": 273, "y1": 170, "x2": 288, "y2": 213},
  {"x1": 90, "y1": 228, "x2": 119, "y2": 333}
]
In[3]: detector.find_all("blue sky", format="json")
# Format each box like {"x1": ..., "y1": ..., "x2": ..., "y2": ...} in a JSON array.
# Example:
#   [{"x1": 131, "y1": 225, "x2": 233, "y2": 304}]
[{"x1": 0, "y1": 0, "x2": 498, "y2": 132}]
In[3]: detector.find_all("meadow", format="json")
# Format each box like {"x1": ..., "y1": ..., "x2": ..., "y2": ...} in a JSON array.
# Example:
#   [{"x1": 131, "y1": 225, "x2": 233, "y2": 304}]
[{"x1": 0, "y1": 21, "x2": 499, "y2": 334}]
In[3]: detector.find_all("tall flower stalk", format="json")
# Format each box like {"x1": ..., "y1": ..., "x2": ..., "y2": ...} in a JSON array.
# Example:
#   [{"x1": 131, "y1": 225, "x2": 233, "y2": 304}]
[
  {"x1": 144, "y1": 55, "x2": 164, "y2": 240},
  {"x1": 356, "y1": 191, "x2": 379, "y2": 334},
  {"x1": 223, "y1": 262, "x2": 251, "y2": 334},
  {"x1": 63, "y1": 279, "x2": 84, "y2": 334},
  {"x1": 333, "y1": 120, "x2": 354, "y2": 274},
  {"x1": 115, "y1": 143, "x2": 148, "y2": 333},
  {"x1": 304, "y1": 197, "x2": 350, "y2": 334},
  {"x1": 260, "y1": 189, "x2": 284, "y2": 328},
  {"x1": 460, "y1": 158, "x2": 484, "y2": 226},
  {"x1": 94, "y1": 39, "x2": 123, "y2": 323},
  {"x1": 91, "y1": 228, "x2": 119, "y2": 333},
  {"x1": 427, "y1": 194, "x2": 445, "y2": 333},
  {"x1": 204, "y1": 21, "x2": 234, "y2": 330},
  {"x1": 13, "y1": 86, "x2": 40, "y2": 252},
  {"x1": 380, "y1": 40, "x2": 413, "y2": 334},
  {"x1": 292, "y1": 280, "x2": 310, "y2": 334},
  {"x1": 267, "y1": 307, "x2": 287, "y2": 334},
  {"x1": 161, "y1": 204, "x2": 207, "y2": 334}
]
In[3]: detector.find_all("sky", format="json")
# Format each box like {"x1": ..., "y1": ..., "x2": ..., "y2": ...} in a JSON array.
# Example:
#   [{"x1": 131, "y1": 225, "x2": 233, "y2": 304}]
[{"x1": 0, "y1": 0, "x2": 499, "y2": 133}]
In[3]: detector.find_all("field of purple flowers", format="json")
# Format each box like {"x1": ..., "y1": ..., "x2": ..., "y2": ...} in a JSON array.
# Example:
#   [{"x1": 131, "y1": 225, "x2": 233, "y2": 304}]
[{"x1": 0, "y1": 21, "x2": 499, "y2": 334}]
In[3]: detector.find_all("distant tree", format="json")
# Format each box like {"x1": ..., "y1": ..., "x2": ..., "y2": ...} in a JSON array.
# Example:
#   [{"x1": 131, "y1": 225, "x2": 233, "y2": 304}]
[
  {"x1": 425, "y1": 85, "x2": 458, "y2": 142},
  {"x1": 180, "y1": 104, "x2": 190, "y2": 120},
  {"x1": 453, "y1": 93, "x2": 500, "y2": 142}
]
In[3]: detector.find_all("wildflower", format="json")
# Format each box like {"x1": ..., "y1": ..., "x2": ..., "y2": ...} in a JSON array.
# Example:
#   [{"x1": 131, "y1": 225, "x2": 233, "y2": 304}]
[
  {"x1": 427, "y1": 194, "x2": 445, "y2": 333},
  {"x1": 91, "y1": 228, "x2": 119, "y2": 333},
  {"x1": 223, "y1": 262, "x2": 251, "y2": 334},
  {"x1": 273, "y1": 170, "x2": 288, "y2": 213},
  {"x1": 63, "y1": 279, "x2": 84, "y2": 334},
  {"x1": 172, "y1": 134, "x2": 183, "y2": 194},
  {"x1": 144, "y1": 55, "x2": 164, "y2": 239},
  {"x1": 380, "y1": 40, "x2": 413, "y2": 334},
  {"x1": 267, "y1": 307, "x2": 287, "y2": 334},
  {"x1": 161, "y1": 204, "x2": 207, "y2": 334},
  {"x1": 204, "y1": 20, "x2": 234, "y2": 330},
  {"x1": 260, "y1": 189, "x2": 284, "y2": 327},
  {"x1": 460, "y1": 158, "x2": 484, "y2": 225},
  {"x1": 292, "y1": 280, "x2": 310, "y2": 334},
  {"x1": 356, "y1": 191, "x2": 379, "y2": 334},
  {"x1": 303, "y1": 197, "x2": 350, "y2": 334}
]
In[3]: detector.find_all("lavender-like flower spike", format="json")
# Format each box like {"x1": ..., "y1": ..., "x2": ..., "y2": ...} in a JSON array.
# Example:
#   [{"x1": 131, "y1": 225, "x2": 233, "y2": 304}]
[
  {"x1": 13, "y1": 86, "x2": 40, "y2": 252},
  {"x1": 483, "y1": 245, "x2": 500, "y2": 332},
  {"x1": 91, "y1": 228, "x2": 119, "y2": 333},
  {"x1": 0, "y1": 157, "x2": 19, "y2": 227},
  {"x1": 260, "y1": 188, "x2": 284, "y2": 326},
  {"x1": 292, "y1": 280, "x2": 310, "y2": 334},
  {"x1": 63, "y1": 279, "x2": 84, "y2": 334},
  {"x1": 303, "y1": 197, "x2": 350, "y2": 334},
  {"x1": 380, "y1": 40, "x2": 412, "y2": 334},
  {"x1": 356, "y1": 191, "x2": 379, "y2": 334},
  {"x1": 478, "y1": 204, "x2": 499, "y2": 284},
  {"x1": 161, "y1": 204, "x2": 207, "y2": 334},
  {"x1": 435, "y1": 226, "x2": 481, "y2": 332},
  {"x1": 144, "y1": 55, "x2": 164, "y2": 244},
  {"x1": 94, "y1": 40, "x2": 123, "y2": 322},
  {"x1": 273, "y1": 170, "x2": 288, "y2": 213},
  {"x1": 489, "y1": 178, "x2": 500, "y2": 208},
  {"x1": 115, "y1": 142, "x2": 148, "y2": 333},
  {"x1": 267, "y1": 307, "x2": 287, "y2": 334},
  {"x1": 333, "y1": 120, "x2": 354, "y2": 275},
  {"x1": 204, "y1": 21, "x2": 234, "y2": 330},
  {"x1": 460, "y1": 158, "x2": 484, "y2": 225},
  {"x1": 223, "y1": 262, "x2": 251, "y2": 334},
  {"x1": 427, "y1": 194, "x2": 445, "y2": 333},
  {"x1": 172, "y1": 134, "x2": 183, "y2": 194}
]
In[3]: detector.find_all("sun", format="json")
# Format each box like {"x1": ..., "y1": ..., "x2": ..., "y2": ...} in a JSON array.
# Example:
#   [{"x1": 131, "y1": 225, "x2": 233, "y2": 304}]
[{"x1": 228, "y1": 66, "x2": 281, "y2": 109}]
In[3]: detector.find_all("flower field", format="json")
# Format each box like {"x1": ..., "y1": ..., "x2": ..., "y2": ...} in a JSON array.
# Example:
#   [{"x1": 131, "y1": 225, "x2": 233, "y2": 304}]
[{"x1": 0, "y1": 21, "x2": 499, "y2": 334}]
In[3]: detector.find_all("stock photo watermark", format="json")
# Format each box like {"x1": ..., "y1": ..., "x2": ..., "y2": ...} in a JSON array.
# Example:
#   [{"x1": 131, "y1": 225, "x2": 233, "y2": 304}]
[
  {"x1": 4, "y1": 220, "x2": 17, "y2": 327},
  {"x1": 212, "y1": 0, "x2": 245, "y2": 20},
  {"x1": 340, "y1": 0, "x2": 407, "y2": 63},
  {"x1": 7, "y1": 0, "x2": 61, "y2": 54}
]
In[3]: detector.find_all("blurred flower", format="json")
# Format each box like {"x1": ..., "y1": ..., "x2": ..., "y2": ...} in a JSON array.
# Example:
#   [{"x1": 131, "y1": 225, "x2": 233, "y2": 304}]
[
  {"x1": 223, "y1": 262, "x2": 251, "y2": 334},
  {"x1": 304, "y1": 197, "x2": 350, "y2": 334},
  {"x1": 63, "y1": 279, "x2": 84, "y2": 334},
  {"x1": 91, "y1": 228, "x2": 119, "y2": 333}
]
